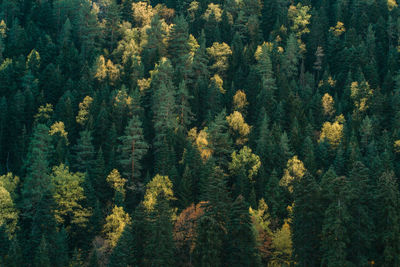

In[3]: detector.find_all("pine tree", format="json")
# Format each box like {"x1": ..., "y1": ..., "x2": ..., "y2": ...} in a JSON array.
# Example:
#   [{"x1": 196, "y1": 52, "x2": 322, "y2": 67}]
[
  {"x1": 5, "y1": 237, "x2": 22, "y2": 267},
  {"x1": 0, "y1": 225, "x2": 9, "y2": 261},
  {"x1": 103, "y1": 0, "x2": 121, "y2": 51},
  {"x1": 132, "y1": 203, "x2": 147, "y2": 266},
  {"x1": 118, "y1": 115, "x2": 148, "y2": 183},
  {"x1": 54, "y1": 228, "x2": 69, "y2": 267}
]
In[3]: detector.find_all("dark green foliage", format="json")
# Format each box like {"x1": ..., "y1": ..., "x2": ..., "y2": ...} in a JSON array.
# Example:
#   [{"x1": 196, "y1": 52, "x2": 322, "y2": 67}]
[
  {"x1": 118, "y1": 115, "x2": 148, "y2": 182},
  {"x1": 292, "y1": 172, "x2": 323, "y2": 267},
  {"x1": 226, "y1": 195, "x2": 261, "y2": 267},
  {"x1": 375, "y1": 171, "x2": 400, "y2": 266},
  {"x1": 108, "y1": 224, "x2": 135, "y2": 267},
  {"x1": 1, "y1": 0, "x2": 400, "y2": 265},
  {"x1": 144, "y1": 194, "x2": 175, "y2": 266}
]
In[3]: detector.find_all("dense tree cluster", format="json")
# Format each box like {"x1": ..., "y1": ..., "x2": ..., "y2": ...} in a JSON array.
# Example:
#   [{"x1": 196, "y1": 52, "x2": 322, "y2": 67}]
[{"x1": 1, "y1": 0, "x2": 400, "y2": 266}]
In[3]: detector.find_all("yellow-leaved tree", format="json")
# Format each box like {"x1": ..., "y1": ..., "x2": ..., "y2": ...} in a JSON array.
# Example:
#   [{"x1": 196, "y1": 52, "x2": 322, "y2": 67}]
[
  {"x1": 319, "y1": 115, "x2": 345, "y2": 148},
  {"x1": 279, "y1": 156, "x2": 306, "y2": 193}
]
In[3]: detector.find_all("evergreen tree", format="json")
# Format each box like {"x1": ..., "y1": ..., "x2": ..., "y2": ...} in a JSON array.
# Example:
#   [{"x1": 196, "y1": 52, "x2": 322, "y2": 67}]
[
  {"x1": 321, "y1": 175, "x2": 351, "y2": 267},
  {"x1": 144, "y1": 193, "x2": 175, "y2": 266},
  {"x1": 375, "y1": 171, "x2": 400, "y2": 266},
  {"x1": 208, "y1": 110, "x2": 234, "y2": 171},
  {"x1": 347, "y1": 161, "x2": 373, "y2": 266},
  {"x1": 292, "y1": 172, "x2": 323, "y2": 267},
  {"x1": 118, "y1": 115, "x2": 148, "y2": 182},
  {"x1": 108, "y1": 224, "x2": 135, "y2": 267},
  {"x1": 226, "y1": 195, "x2": 261, "y2": 267}
]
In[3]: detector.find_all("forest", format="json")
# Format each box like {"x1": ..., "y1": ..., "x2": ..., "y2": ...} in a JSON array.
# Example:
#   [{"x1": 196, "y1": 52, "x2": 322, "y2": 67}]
[{"x1": 0, "y1": 0, "x2": 400, "y2": 266}]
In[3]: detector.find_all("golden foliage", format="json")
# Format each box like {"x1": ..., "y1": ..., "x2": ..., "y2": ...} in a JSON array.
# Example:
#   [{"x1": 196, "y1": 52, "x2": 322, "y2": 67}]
[
  {"x1": 143, "y1": 174, "x2": 175, "y2": 210},
  {"x1": 330, "y1": 21, "x2": 346, "y2": 37},
  {"x1": 103, "y1": 206, "x2": 131, "y2": 248},
  {"x1": 114, "y1": 89, "x2": 133, "y2": 107},
  {"x1": 207, "y1": 42, "x2": 232, "y2": 74},
  {"x1": 132, "y1": 1, "x2": 154, "y2": 27},
  {"x1": 229, "y1": 146, "x2": 261, "y2": 181},
  {"x1": 49, "y1": 121, "x2": 69, "y2": 144},
  {"x1": 76, "y1": 96, "x2": 93, "y2": 125},
  {"x1": 210, "y1": 74, "x2": 225, "y2": 94},
  {"x1": 250, "y1": 198, "x2": 273, "y2": 262},
  {"x1": 226, "y1": 111, "x2": 251, "y2": 145},
  {"x1": 188, "y1": 127, "x2": 212, "y2": 161},
  {"x1": 279, "y1": 156, "x2": 306, "y2": 193},
  {"x1": 255, "y1": 42, "x2": 273, "y2": 61},
  {"x1": 106, "y1": 169, "x2": 127, "y2": 196},
  {"x1": 233, "y1": 90, "x2": 248, "y2": 112},
  {"x1": 0, "y1": 186, "x2": 18, "y2": 236},
  {"x1": 203, "y1": 3, "x2": 222, "y2": 22},
  {"x1": 288, "y1": 3, "x2": 311, "y2": 38},
  {"x1": 137, "y1": 77, "x2": 151, "y2": 92},
  {"x1": 322, "y1": 93, "x2": 335, "y2": 116},
  {"x1": 34, "y1": 103, "x2": 53, "y2": 122},
  {"x1": 394, "y1": 140, "x2": 400, "y2": 153},
  {"x1": 269, "y1": 222, "x2": 293, "y2": 266},
  {"x1": 319, "y1": 118, "x2": 344, "y2": 148},
  {"x1": 388, "y1": 0, "x2": 398, "y2": 10},
  {"x1": 350, "y1": 81, "x2": 373, "y2": 112}
]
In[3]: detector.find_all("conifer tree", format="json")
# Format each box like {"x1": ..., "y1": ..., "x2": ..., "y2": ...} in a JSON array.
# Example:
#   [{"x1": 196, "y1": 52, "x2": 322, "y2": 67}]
[
  {"x1": 22, "y1": 124, "x2": 53, "y2": 220},
  {"x1": 168, "y1": 15, "x2": 191, "y2": 81},
  {"x1": 347, "y1": 161, "x2": 373, "y2": 266},
  {"x1": 321, "y1": 176, "x2": 351, "y2": 267},
  {"x1": 34, "y1": 236, "x2": 51, "y2": 267},
  {"x1": 144, "y1": 193, "x2": 175, "y2": 267},
  {"x1": 152, "y1": 81, "x2": 177, "y2": 175},
  {"x1": 226, "y1": 195, "x2": 261, "y2": 267},
  {"x1": 118, "y1": 115, "x2": 148, "y2": 182},
  {"x1": 292, "y1": 172, "x2": 323, "y2": 267},
  {"x1": 375, "y1": 171, "x2": 400, "y2": 266},
  {"x1": 74, "y1": 130, "x2": 95, "y2": 173},
  {"x1": 108, "y1": 224, "x2": 135, "y2": 267},
  {"x1": 208, "y1": 110, "x2": 234, "y2": 171}
]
